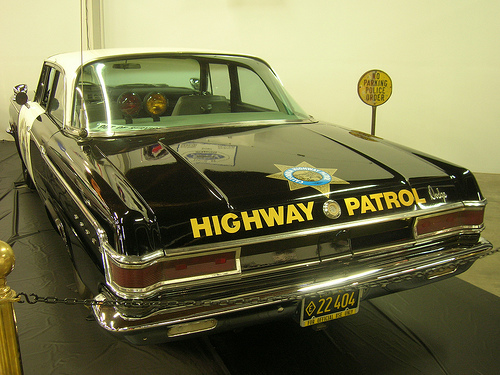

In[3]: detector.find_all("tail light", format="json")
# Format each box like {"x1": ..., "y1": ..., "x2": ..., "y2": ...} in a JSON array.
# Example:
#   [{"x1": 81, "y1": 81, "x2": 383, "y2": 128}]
[
  {"x1": 117, "y1": 92, "x2": 141, "y2": 116},
  {"x1": 107, "y1": 249, "x2": 241, "y2": 291},
  {"x1": 414, "y1": 207, "x2": 484, "y2": 238}
]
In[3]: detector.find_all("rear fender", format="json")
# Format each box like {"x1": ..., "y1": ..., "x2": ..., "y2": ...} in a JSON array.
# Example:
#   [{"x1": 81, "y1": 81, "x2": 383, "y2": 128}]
[{"x1": 44, "y1": 196, "x2": 105, "y2": 297}]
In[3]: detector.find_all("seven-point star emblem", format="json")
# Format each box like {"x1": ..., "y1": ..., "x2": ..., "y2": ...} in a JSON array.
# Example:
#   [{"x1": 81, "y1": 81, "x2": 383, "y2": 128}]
[{"x1": 266, "y1": 161, "x2": 349, "y2": 197}]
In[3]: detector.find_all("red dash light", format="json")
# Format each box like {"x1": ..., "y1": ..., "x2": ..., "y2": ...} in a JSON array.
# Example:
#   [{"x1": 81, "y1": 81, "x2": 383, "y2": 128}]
[
  {"x1": 109, "y1": 251, "x2": 239, "y2": 289},
  {"x1": 117, "y1": 92, "x2": 141, "y2": 116},
  {"x1": 415, "y1": 208, "x2": 484, "y2": 237}
]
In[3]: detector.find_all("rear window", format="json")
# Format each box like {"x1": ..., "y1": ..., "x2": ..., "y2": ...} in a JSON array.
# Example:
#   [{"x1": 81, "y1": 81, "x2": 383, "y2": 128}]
[{"x1": 72, "y1": 54, "x2": 309, "y2": 136}]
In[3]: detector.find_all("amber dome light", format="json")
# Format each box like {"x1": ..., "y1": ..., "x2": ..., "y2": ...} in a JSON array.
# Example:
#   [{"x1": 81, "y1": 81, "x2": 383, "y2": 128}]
[{"x1": 145, "y1": 93, "x2": 168, "y2": 116}]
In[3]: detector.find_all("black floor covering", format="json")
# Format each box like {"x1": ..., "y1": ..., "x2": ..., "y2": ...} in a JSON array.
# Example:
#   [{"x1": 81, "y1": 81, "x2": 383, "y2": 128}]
[{"x1": 1, "y1": 140, "x2": 499, "y2": 375}]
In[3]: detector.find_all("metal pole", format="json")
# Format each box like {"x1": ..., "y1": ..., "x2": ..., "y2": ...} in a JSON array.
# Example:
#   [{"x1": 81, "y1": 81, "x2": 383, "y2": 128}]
[
  {"x1": 0, "y1": 241, "x2": 23, "y2": 375},
  {"x1": 370, "y1": 106, "x2": 377, "y2": 136}
]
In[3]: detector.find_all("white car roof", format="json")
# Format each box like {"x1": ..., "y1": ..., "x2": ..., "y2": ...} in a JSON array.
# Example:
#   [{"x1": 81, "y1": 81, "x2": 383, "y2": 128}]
[
  {"x1": 43, "y1": 48, "x2": 265, "y2": 129},
  {"x1": 46, "y1": 48, "x2": 258, "y2": 76}
]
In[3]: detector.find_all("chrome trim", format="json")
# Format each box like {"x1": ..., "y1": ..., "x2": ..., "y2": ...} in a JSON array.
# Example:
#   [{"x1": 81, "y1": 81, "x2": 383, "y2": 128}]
[
  {"x1": 26, "y1": 131, "x2": 40, "y2": 191},
  {"x1": 323, "y1": 200, "x2": 341, "y2": 219},
  {"x1": 83, "y1": 119, "x2": 313, "y2": 138},
  {"x1": 242, "y1": 259, "x2": 323, "y2": 278},
  {"x1": 426, "y1": 265, "x2": 458, "y2": 279},
  {"x1": 63, "y1": 127, "x2": 87, "y2": 138},
  {"x1": 218, "y1": 228, "x2": 482, "y2": 280},
  {"x1": 462, "y1": 200, "x2": 488, "y2": 207},
  {"x1": 167, "y1": 319, "x2": 218, "y2": 338},
  {"x1": 13, "y1": 83, "x2": 28, "y2": 95},
  {"x1": 92, "y1": 238, "x2": 493, "y2": 334}
]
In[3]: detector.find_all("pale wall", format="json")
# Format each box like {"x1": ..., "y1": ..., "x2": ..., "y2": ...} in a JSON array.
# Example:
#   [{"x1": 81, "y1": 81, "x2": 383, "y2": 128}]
[
  {"x1": 1, "y1": 1, "x2": 499, "y2": 173},
  {"x1": 0, "y1": 1, "x2": 80, "y2": 134}
]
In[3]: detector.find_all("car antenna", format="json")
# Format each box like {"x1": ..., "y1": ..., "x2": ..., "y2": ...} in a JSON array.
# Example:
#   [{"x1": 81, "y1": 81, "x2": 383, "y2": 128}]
[{"x1": 79, "y1": 0, "x2": 88, "y2": 138}]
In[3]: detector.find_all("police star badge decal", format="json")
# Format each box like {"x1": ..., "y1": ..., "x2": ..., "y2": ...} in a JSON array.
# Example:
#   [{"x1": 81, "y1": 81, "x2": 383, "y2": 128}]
[{"x1": 267, "y1": 161, "x2": 349, "y2": 196}]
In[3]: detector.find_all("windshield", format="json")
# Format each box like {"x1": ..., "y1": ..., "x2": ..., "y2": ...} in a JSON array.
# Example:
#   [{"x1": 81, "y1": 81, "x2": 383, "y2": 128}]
[{"x1": 72, "y1": 54, "x2": 310, "y2": 136}]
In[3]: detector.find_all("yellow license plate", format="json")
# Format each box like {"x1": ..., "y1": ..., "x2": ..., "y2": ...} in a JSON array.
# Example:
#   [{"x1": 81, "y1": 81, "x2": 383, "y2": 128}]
[{"x1": 300, "y1": 290, "x2": 360, "y2": 327}]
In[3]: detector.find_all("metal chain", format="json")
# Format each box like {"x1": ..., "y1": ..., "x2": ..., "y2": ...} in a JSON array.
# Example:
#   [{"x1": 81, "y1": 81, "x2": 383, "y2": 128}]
[
  {"x1": 14, "y1": 292, "x2": 304, "y2": 308},
  {"x1": 14, "y1": 247, "x2": 499, "y2": 309}
]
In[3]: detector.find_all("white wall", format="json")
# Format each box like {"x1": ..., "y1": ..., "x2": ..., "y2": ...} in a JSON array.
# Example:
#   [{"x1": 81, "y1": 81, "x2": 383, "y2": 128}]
[
  {"x1": 1, "y1": 1, "x2": 499, "y2": 173},
  {"x1": 0, "y1": 1, "x2": 80, "y2": 134}
]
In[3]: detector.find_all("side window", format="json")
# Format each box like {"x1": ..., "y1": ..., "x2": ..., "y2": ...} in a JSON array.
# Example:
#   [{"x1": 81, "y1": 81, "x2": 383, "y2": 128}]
[
  {"x1": 237, "y1": 66, "x2": 278, "y2": 111},
  {"x1": 40, "y1": 67, "x2": 57, "y2": 108},
  {"x1": 50, "y1": 74, "x2": 64, "y2": 123},
  {"x1": 73, "y1": 83, "x2": 87, "y2": 129},
  {"x1": 209, "y1": 64, "x2": 230, "y2": 98},
  {"x1": 34, "y1": 65, "x2": 51, "y2": 103},
  {"x1": 35, "y1": 64, "x2": 64, "y2": 123}
]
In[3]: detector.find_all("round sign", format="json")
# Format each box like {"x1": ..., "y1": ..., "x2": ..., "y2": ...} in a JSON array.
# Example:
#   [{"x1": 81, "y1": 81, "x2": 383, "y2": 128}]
[
  {"x1": 358, "y1": 70, "x2": 392, "y2": 106},
  {"x1": 283, "y1": 166, "x2": 332, "y2": 186}
]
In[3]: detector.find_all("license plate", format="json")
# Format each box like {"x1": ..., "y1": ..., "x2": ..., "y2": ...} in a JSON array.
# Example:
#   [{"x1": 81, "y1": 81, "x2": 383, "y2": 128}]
[{"x1": 300, "y1": 290, "x2": 361, "y2": 327}]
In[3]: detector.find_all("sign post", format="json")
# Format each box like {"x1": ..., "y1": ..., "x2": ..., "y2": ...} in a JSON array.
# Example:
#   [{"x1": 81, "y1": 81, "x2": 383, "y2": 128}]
[{"x1": 357, "y1": 70, "x2": 392, "y2": 135}]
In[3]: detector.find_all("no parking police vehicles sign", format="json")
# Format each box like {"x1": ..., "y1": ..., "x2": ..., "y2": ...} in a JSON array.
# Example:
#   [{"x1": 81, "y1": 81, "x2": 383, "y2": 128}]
[
  {"x1": 358, "y1": 69, "x2": 392, "y2": 106},
  {"x1": 357, "y1": 69, "x2": 392, "y2": 135}
]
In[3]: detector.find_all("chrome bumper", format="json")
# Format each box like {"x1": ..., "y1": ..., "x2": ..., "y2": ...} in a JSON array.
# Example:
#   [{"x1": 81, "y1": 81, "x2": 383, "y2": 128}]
[{"x1": 92, "y1": 238, "x2": 494, "y2": 343}]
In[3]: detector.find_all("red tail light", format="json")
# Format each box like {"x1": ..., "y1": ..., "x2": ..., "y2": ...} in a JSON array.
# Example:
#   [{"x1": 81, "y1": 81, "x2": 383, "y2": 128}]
[
  {"x1": 415, "y1": 208, "x2": 484, "y2": 238},
  {"x1": 108, "y1": 250, "x2": 240, "y2": 289}
]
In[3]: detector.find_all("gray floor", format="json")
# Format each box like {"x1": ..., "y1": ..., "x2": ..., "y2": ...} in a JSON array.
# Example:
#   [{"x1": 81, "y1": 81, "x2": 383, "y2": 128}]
[{"x1": 458, "y1": 173, "x2": 500, "y2": 296}]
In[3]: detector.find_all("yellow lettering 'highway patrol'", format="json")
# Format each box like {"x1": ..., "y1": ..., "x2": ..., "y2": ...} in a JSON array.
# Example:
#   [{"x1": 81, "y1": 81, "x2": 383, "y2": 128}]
[{"x1": 190, "y1": 188, "x2": 426, "y2": 238}]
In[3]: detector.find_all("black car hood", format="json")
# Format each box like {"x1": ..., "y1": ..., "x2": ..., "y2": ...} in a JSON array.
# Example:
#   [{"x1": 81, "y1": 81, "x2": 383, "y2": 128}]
[{"x1": 90, "y1": 122, "x2": 476, "y2": 250}]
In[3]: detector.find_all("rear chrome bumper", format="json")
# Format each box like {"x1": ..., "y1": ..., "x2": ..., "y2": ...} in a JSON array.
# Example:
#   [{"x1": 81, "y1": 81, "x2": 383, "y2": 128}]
[{"x1": 92, "y1": 237, "x2": 494, "y2": 344}]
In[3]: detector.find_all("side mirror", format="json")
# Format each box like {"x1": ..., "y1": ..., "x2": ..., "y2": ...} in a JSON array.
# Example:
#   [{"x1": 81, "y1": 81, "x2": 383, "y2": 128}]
[
  {"x1": 13, "y1": 84, "x2": 28, "y2": 106},
  {"x1": 49, "y1": 98, "x2": 59, "y2": 112},
  {"x1": 189, "y1": 78, "x2": 200, "y2": 91}
]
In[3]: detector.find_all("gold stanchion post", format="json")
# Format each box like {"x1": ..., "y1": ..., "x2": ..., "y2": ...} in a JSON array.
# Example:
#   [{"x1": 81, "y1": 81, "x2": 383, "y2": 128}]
[{"x1": 0, "y1": 241, "x2": 23, "y2": 375}]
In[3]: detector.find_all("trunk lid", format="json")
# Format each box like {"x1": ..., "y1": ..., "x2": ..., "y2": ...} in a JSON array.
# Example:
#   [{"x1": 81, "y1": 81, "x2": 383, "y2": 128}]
[{"x1": 94, "y1": 122, "x2": 460, "y2": 251}]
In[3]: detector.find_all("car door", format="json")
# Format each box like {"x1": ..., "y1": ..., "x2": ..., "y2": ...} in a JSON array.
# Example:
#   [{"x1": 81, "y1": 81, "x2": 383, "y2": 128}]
[{"x1": 19, "y1": 63, "x2": 65, "y2": 193}]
